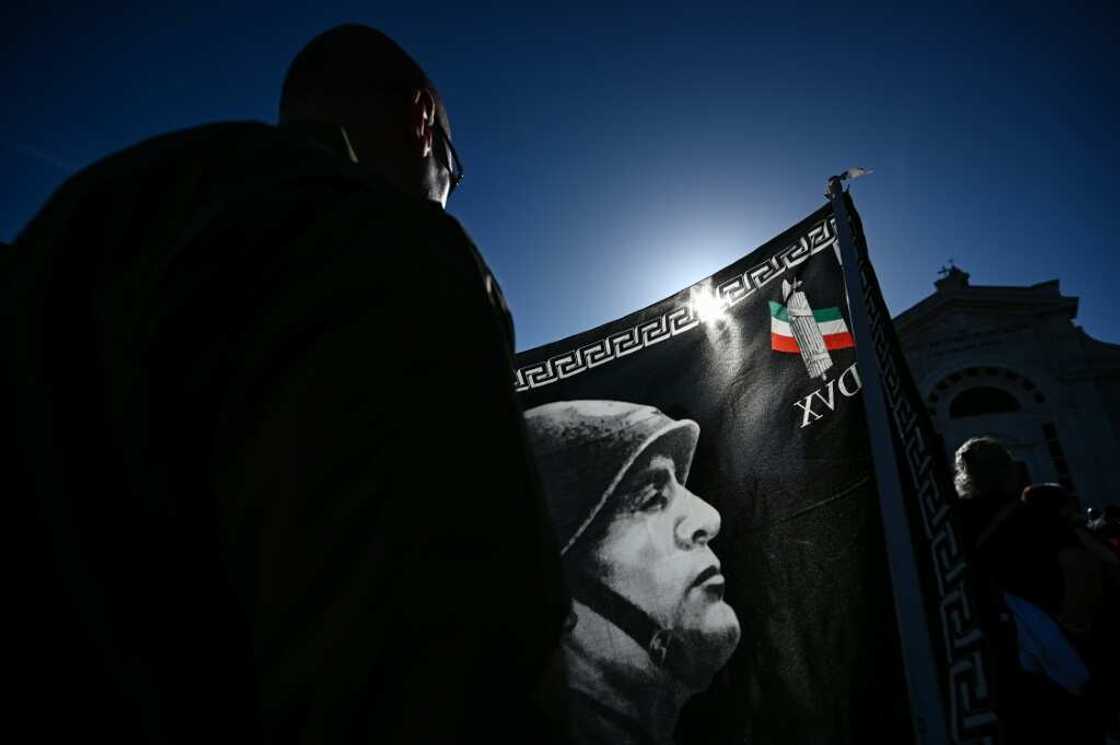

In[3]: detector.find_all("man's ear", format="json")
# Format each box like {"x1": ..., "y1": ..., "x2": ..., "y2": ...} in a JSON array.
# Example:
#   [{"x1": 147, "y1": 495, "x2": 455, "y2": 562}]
[{"x1": 410, "y1": 88, "x2": 436, "y2": 159}]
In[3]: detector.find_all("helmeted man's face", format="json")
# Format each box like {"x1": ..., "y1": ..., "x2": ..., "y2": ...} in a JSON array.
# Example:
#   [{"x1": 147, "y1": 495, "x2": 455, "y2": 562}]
[{"x1": 589, "y1": 452, "x2": 741, "y2": 688}]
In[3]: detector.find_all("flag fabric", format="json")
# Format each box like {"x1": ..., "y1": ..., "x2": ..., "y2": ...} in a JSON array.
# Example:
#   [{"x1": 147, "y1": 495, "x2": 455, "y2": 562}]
[
  {"x1": 514, "y1": 198, "x2": 997, "y2": 744},
  {"x1": 841, "y1": 193, "x2": 1001, "y2": 743}
]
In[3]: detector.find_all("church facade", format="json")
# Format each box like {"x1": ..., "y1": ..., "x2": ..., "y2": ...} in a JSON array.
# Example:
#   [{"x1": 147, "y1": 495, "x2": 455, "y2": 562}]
[{"x1": 894, "y1": 267, "x2": 1120, "y2": 510}]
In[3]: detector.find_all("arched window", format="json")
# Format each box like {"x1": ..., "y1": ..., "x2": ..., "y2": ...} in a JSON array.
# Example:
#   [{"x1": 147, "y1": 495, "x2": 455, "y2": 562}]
[{"x1": 949, "y1": 386, "x2": 1021, "y2": 418}]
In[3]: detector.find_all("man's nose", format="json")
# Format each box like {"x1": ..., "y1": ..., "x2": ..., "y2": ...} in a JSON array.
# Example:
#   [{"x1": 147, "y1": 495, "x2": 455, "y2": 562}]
[{"x1": 676, "y1": 489, "x2": 721, "y2": 548}]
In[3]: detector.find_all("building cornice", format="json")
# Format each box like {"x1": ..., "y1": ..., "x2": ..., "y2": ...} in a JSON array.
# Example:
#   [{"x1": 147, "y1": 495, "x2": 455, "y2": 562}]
[{"x1": 894, "y1": 274, "x2": 1078, "y2": 336}]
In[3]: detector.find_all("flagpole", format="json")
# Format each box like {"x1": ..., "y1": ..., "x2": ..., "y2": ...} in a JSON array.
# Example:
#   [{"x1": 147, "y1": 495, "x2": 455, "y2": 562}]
[{"x1": 828, "y1": 175, "x2": 950, "y2": 745}]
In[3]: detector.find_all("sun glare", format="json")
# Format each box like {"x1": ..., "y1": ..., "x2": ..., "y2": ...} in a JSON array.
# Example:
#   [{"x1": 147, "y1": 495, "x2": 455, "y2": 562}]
[{"x1": 692, "y1": 287, "x2": 728, "y2": 324}]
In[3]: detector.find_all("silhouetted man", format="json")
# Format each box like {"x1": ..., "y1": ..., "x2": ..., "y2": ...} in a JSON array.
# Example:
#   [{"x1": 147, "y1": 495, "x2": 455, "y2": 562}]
[{"x1": 5, "y1": 24, "x2": 566, "y2": 744}]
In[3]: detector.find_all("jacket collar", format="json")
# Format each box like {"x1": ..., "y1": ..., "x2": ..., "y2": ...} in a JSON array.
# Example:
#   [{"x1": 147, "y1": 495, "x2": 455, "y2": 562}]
[{"x1": 278, "y1": 120, "x2": 358, "y2": 163}]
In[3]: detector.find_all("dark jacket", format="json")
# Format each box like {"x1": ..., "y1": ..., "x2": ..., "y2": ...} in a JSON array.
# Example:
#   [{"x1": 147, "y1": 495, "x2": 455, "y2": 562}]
[
  {"x1": 957, "y1": 492, "x2": 1116, "y2": 743},
  {"x1": 4, "y1": 121, "x2": 567, "y2": 744}
]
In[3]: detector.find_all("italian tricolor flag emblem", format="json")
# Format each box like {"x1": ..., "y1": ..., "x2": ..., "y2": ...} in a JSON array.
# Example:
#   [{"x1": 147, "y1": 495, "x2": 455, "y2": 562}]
[{"x1": 768, "y1": 301, "x2": 854, "y2": 353}]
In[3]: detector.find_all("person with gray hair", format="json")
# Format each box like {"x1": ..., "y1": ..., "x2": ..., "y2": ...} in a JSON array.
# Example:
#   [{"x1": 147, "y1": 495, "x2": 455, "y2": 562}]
[
  {"x1": 953, "y1": 435, "x2": 1020, "y2": 502},
  {"x1": 526, "y1": 400, "x2": 741, "y2": 745}
]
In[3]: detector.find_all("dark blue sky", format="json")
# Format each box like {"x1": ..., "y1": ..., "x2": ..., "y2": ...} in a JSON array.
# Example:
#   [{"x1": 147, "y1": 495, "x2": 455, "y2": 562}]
[{"x1": 3, "y1": 1, "x2": 1117, "y2": 350}]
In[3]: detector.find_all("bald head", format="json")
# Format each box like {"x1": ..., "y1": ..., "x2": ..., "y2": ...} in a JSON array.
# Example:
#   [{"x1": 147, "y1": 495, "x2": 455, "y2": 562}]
[{"x1": 279, "y1": 24, "x2": 455, "y2": 207}]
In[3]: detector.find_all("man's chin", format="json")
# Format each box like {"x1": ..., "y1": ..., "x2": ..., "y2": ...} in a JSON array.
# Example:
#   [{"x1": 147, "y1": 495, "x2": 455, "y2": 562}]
[
  {"x1": 676, "y1": 603, "x2": 741, "y2": 690},
  {"x1": 704, "y1": 602, "x2": 741, "y2": 664}
]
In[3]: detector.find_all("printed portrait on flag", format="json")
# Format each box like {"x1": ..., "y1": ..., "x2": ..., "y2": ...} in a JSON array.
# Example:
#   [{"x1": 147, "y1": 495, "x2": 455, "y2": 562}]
[
  {"x1": 524, "y1": 400, "x2": 741, "y2": 743},
  {"x1": 516, "y1": 205, "x2": 915, "y2": 743}
]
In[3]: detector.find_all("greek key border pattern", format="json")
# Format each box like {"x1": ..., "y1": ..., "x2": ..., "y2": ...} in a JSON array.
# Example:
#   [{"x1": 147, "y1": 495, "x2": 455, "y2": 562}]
[
  {"x1": 859, "y1": 255, "x2": 999, "y2": 744},
  {"x1": 514, "y1": 218, "x2": 838, "y2": 392}
]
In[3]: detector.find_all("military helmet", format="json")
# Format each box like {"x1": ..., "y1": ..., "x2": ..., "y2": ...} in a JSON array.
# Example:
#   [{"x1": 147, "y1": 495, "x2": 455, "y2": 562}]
[{"x1": 524, "y1": 400, "x2": 700, "y2": 555}]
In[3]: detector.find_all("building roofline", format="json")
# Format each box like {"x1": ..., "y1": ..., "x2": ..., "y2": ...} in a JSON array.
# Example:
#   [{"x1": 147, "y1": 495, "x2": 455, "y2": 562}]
[{"x1": 894, "y1": 270, "x2": 1079, "y2": 333}]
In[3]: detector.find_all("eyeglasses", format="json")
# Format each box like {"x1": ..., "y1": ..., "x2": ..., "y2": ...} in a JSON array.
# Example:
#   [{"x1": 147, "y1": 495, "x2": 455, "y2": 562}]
[{"x1": 431, "y1": 118, "x2": 464, "y2": 194}]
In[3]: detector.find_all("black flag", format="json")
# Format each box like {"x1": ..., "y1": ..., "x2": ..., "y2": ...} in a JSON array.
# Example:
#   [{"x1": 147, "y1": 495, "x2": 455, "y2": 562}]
[{"x1": 515, "y1": 198, "x2": 997, "y2": 743}]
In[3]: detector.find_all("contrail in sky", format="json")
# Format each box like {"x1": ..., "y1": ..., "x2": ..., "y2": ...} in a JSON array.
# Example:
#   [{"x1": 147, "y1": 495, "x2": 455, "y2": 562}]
[{"x1": 4, "y1": 140, "x2": 77, "y2": 173}]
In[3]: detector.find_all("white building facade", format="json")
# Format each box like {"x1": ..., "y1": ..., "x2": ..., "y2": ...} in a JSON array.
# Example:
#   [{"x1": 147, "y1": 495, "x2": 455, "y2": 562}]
[{"x1": 895, "y1": 267, "x2": 1120, "y2": 510}]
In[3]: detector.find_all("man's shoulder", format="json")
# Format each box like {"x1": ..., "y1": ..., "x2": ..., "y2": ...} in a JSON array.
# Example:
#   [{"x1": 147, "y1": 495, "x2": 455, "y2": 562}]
[
  {"x1": 89, "y1": 120, "x2": 343, "y2": 168},
  {"x1": 15, "y1": 122, "x2": 322, "y2": 237},
  {"x1": 63, "y1": 121, "x2": 284, "y2": 187},
  {"x1": 40, "y1": 120, "x2": 390, "y2": 198},
  {"x1": 13, "y1": 119, "x2": 493, "y2": 319},
  {"x1": 17, "y1": 120, "x2": 436, "y2": 251}
]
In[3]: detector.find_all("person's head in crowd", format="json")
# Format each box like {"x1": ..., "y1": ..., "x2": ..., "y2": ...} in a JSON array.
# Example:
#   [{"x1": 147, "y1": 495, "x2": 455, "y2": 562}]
[
  {"x1": 1022, "y1": 482, "x2": 1084, "y2": 528},
  {"x1": 525, "y1": 400, "x2": 740, "y2": 731},
  {"x1": 953, "y1": 436, "x2": 1020, "y2": 503},
  {"x1": 954, "y1": 441, "x2": 1083, "y2": 616},
  {"x1": 953, "y1": 436, "x2": 1026, "y2": 552},
  {"x1": 279, "y1": 24, "x2": 462, "y2": 208}
]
